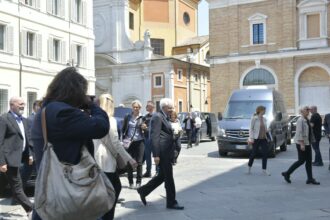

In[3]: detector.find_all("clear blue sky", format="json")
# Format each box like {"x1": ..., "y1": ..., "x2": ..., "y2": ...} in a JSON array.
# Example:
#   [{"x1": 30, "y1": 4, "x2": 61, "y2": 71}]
[{"x1": 198, "y1": 0, "x2": 209, "y2": 36}]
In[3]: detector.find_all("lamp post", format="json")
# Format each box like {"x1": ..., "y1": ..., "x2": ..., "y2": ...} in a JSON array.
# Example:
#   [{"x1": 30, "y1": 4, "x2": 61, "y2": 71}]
[{"x1": 187, "y1": 48, "x2": 193, "y2": 112}]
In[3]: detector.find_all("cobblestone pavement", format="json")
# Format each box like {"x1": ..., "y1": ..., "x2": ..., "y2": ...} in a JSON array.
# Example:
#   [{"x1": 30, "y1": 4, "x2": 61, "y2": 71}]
[{"x1": 1, "y1": 138, "x2": 330, "y2": 220}]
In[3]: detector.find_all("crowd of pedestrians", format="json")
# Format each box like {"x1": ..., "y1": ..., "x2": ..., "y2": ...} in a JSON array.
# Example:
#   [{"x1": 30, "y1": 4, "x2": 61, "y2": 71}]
[{"x1": 0, "y1": 67, "x2": 330, "y2": 219}]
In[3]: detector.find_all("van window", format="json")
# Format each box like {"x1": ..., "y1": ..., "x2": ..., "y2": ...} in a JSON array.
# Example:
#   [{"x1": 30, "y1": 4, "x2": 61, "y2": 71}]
[{"x1": 223, "y1": 100, "x2": 273, "y2": 119}]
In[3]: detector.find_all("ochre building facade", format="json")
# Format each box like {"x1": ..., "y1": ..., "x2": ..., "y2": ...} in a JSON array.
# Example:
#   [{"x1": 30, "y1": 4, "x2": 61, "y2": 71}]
[{"x1": 207, "y1": 0, "x2": 330, "y2": 115}]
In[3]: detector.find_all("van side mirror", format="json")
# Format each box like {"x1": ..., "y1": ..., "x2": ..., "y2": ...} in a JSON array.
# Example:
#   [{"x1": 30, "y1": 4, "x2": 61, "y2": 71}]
[
  {"x1": 218, "y1": 112, "x2": 223, "y2": 121},
  {"x1": 276, "y1": 112, "x2": 282, "y2": 121}
]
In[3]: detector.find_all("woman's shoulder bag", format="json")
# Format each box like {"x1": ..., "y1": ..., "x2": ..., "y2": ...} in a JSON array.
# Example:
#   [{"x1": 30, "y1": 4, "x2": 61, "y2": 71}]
[{"x1": 34, "y1": 108, "x2": 116, "y2": 220}]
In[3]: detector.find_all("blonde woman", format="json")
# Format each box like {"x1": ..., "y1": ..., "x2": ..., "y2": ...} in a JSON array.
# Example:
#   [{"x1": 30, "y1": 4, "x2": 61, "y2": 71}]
[
  {"x1": 281, "y1": 106, "x2": 320, "y2": 185},
  {"x1": 121, "y1": 100, "x2": 145, "y2": 189},
  {"x1": 93, "y1": 94, "x2": 137, "y2": 220},
  {"x1": 247, "y1": 105, "x2": 271, "y2": 176},
  {"x1": 170, "y1": 111, "x2": 182, "y2": 164}
]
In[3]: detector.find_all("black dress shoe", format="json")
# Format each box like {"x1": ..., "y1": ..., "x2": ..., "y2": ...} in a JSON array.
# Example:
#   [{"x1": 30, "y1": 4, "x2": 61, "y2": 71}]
[
  {"x1": 137, "y1": 188, "x2": 147, "y2": 206},
  {"x1": 117, "y1": 198, "x2": 125, "y2": 203},
  {"x1": 312, "y1": 162, "x2": 324, "y2": 167},
  {"x1": 281, "y1": 172, "x2": 291, "y2": 184},
  {"x1": 306, "y1": 179, "x2": 320, "y2": 185},
  {"x1": 167, "y1": 203, "x2": 184, "y2": 210},
  {"x1": 143, "y1": 172, "x2": 151, "y2": 178}
]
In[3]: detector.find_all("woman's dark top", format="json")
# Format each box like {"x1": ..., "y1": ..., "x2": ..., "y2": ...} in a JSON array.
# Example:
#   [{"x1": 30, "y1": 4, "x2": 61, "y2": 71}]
[{"x1": 31, "y1": 101, "x2": 109, "y2": 170}]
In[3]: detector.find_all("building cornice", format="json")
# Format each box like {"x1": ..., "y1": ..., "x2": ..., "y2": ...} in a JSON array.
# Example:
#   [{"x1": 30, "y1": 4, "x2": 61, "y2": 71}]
[
  {"x1": 206, "y1": 0, "x2": 267, "y2": 9},
  {"x1": 209, "y1": 47, "x2": 330, "y2": 65}
]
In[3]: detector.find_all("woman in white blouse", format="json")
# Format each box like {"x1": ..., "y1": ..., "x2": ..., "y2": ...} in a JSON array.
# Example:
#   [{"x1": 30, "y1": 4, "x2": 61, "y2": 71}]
[
  {"x1": 93, "y1": 93, "x2": 137, "y2": 220},
  {"x1": 247, "y1": 105, "x2": 271, "y2": 176},
  {"x1": 170, "y1": 111, "x2": 182, "y2": 164},
  {"x1": 281, "y1": 106, "x2": 320, "y2": 185}
]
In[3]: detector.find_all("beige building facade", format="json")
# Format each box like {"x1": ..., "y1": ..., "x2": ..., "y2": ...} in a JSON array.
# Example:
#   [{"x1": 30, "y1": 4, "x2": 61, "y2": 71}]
[
  {"x1": 207, "y1": 0, "x2": 330, "y2": 115},
  {"x1": 128, "y1": 0, "x2": 200, "y2": 56},
  {"x1": 94, "y1": 0, "x2": 210, "y2": 113}
]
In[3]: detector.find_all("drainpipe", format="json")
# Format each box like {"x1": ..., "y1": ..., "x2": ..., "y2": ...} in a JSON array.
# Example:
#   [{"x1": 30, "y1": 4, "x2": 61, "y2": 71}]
[{"x1": 18, "y1": 2, "x2": 22, "y2": 96}]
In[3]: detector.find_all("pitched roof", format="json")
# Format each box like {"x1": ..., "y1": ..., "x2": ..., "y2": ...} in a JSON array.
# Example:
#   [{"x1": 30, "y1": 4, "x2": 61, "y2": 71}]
[{"x1": 176, "y1": 35, "x2": 209, "y2": 47}]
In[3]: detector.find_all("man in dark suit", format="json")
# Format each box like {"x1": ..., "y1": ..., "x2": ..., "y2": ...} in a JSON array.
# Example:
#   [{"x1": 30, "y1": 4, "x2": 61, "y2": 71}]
[
  {"x1": 0, "y1": 97, "x2": 33, "y2": 217},
  {"x1": 183, "y1": 112, "x2": 195, "y2": 148},
  {"x1": 137, "y1": 98, "x2": 184, "y2": 210},
  {"x1": 324, "y1": 113, "x2": 330, "y2": 170},
  {"x1": 310, "y1": 106, "x2": 323, "y2": 166},
  {"x1": 20, "y1": 100, "x2": 40, "y2": 187}
]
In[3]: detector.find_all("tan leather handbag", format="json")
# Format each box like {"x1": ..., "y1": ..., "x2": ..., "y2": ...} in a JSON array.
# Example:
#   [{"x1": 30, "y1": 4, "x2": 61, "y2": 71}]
[{"x1": 34, "y1": 108, "x2": 116, "y2": 220}]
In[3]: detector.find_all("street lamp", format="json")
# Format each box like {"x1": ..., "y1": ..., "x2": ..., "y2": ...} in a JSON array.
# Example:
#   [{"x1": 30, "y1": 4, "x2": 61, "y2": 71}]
[{"x1": 187, "y1": 48, "x2": 193, "y2": 111}]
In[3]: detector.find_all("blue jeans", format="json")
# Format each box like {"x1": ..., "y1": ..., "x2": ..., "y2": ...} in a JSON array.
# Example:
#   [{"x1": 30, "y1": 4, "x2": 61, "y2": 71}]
[
  {"x1": 143, "y1": 138, "x2": 152, "y2": 173},
  {"x1": 312, "y1": 141, "x2": 323, "y2": 164}
]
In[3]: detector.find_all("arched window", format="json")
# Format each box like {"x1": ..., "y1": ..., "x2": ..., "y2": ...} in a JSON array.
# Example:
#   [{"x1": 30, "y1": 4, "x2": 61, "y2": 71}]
[{"x1": 243, "y1": 68, "x2": 275, "y2": 86}]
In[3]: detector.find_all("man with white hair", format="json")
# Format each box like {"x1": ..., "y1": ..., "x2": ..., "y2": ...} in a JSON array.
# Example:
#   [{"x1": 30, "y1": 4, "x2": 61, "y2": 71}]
[
  {"x1": 137, "y1": 98, "x2": 184, "y2": 210},
  {"x1": 0, "y1": 96, "x2": 33, "y2": 217}
]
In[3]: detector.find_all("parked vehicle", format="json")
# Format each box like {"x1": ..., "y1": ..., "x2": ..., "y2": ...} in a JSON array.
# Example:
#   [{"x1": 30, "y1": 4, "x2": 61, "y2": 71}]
[
  {"x1": 217, "y1": 88, "x2": 291, "y2": 158},
  {"x1": 289, "y1": 115, "x2": 300, "y2": 138},
  {"x1": 178, "y1": 112, "x2": 218, "y2": 142}
]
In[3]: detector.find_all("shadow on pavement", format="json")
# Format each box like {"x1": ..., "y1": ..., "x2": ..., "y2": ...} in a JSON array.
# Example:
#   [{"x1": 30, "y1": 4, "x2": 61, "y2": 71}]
[{"x1": 115, "y1": 142, "x2": 330, "y2": 220}]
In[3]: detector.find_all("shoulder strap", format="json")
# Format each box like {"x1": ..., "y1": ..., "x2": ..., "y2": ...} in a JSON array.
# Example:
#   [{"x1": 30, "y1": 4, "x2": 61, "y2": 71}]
[{"x1": 41, "y1": 108, "x2": 49, "y2": 151}]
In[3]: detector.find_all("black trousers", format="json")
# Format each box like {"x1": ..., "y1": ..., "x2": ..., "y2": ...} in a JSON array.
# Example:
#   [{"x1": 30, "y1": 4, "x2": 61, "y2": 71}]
[
  {"x1": 101, "y1": 172, "x2": 121, "y2": 220},
  {"x1": 127, "y1": 140, "x2": 144, "y2": 184},
  {"x1": 248, "y1": 139, "x2": 268, "y2": 170},
  {"x1": 186, "y1": 129, "x2": 193, "y2": 147},
  {"x1": 286, "y1": 144, "x2": 313, "y2": 180},
  {"x1": 138, "y1": 154, "x2": 176, "y2": 207},
  {"x1": 6, "y1": 166, "x2": 33, "y2": 213}
]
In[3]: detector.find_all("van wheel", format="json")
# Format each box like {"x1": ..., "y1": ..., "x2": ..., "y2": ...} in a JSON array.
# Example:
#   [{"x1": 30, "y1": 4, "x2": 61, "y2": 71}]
[
  {"x1": 268, "y1": 142, "x2": 276, "y2": 158},
  {"x1": 287, "y1": 138, "x2": 291, "y2": 145},
  {"x1": 219, "y1": 150, "x2": 228, "y2": 157}
]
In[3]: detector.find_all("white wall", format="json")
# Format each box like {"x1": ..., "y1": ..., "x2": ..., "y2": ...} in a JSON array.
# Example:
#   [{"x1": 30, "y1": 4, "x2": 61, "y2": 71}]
[{"x1": 0, "y1": 0, "x2": 95, "y2": 115}]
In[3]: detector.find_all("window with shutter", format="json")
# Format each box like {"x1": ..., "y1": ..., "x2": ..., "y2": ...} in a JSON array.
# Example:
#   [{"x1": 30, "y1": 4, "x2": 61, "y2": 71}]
[
  {"x1": 21, "y1": 30, "x2": 27, "y2": 56},
  {"x1": 252, "y1": 23, "x2": 264, "y2": 44},
  {"x1": 82, "y1": 0, "x2": 87, "y2": 25},
  {"x1": 177, "y1": 69, "x2": 183, "y2": 81},
  {"x1": 27, "y1": 32, "x2": 35, "y2": 56},
  {"x1": 0, "y1": 89, "x2": 8, "y2": 115},
  {"x1": 82, "y1": 46, "x2": 86, "y2": 67},
  {"x1": 76, "y1": 44, "x2": 82, "y2": 66},
  {"x1": 70, "y1": 43, "x2": 76, "y2": 64},
  {"x1": 37, "y1": 34, "x2": 42, "y2": 58},
  {"x1": 75, "y1": 0, "x2": 82, "y2": 23},
  {"x1": 47, "y1": 0, "x2": 52, "y2": 13},
  {"x1": 153, "y1": 74, "x2": 163, "y2": 88},
  {"x1": 53, "y1": 0, "x2": 60, "y2": 15},
  {"x1": 151, "y1": 39, "x2": 164, "y2": 56},
  {"x1": 0, "y1": 24, "x2": 5, "y2": 51},
  {"x1": 60, "y1": 0, "x2": 65, "y2": 18},
  {"x1": 27, "y1": 91, "x2": 37, "y2": 116},
  {"x1": 53, "y1": 39, "x2": 60, "y2": 61},
  {"x1": 48, "y1": 37, "x2": 53, "y2": 60},
  {"x1": 7, "y1": 26, "x2": 14, "y2": 53},
  {"x1": 61, "y1": 41, "x2": 66, "y2": 63}
]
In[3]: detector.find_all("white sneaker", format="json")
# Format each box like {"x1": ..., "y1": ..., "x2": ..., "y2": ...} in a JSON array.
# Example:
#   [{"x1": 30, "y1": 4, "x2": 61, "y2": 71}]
[
  {"x1": 262, "y1": 169, "x2": 271, "y2": 176},
  {"x1": 27, "y1": 210, "x2": 33, "y2": 220}
]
